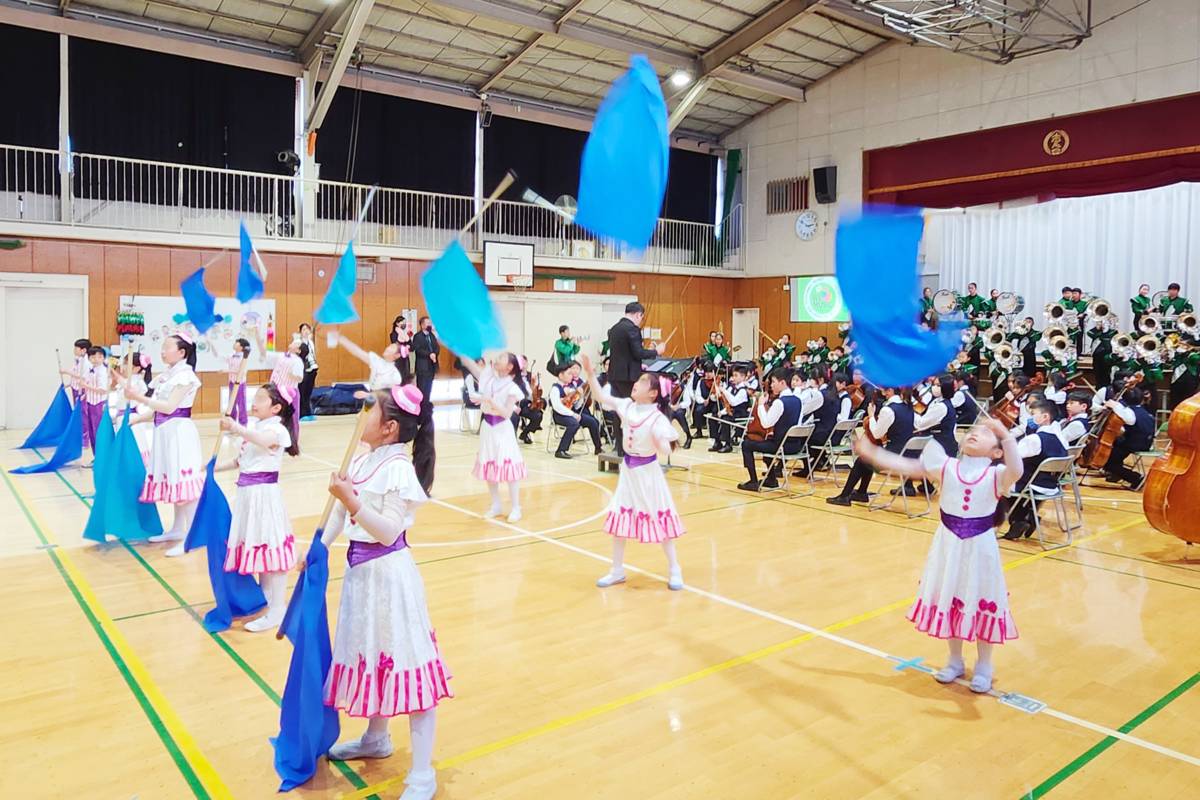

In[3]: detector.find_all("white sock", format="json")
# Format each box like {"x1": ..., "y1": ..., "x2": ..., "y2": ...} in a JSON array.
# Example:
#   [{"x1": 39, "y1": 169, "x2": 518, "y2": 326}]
[
  {"x1": 261, "y1": 572, "x2": 288, "y2": 620},
  {"x1": 609, "y1": 538, "x2": 627, "y2": 577},
  {"x1": 177, "y1": 499, "x2": 199, "y2": 536},
  {"x1": 662, "y1": 540, "x2": 680, "y2": 574},
  {"x1": 508, "y1": 481, "x2": 520, "y2": 513},
  {"x1": 974, "y1": 641, "x2": 994, "y2": 680},
  {"x1": 408, "y1": 709, "x2": 436, "y2": 777},
  {"x1": 366, "y1": 715, "x2": 390, "y2": 741},
  {"x1": 934, "y1": 639, "x2": 966, "y2": 683},
  {"x1": 486, "y1": 482, "x2": 502, "y2": 514}
]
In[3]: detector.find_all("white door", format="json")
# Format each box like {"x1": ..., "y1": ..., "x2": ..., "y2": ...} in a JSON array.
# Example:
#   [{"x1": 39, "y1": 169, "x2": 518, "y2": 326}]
[
  {"x1": 732, "y1": 307, "x2": 760, "y2": 361},
  {"x1": 3, "y1": 284, "x2": 87, "y2": 429}
]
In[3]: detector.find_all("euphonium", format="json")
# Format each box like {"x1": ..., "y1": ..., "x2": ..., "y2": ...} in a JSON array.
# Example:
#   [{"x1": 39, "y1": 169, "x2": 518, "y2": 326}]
[
  {"x1": 1138, "y1": 334, "x2": 1162, "y2": 361},
  {"x1": 1045, "y1": 303, "x2": 1066, "y2": 323},
  {"x1": 1139, "y1": 312, "x2": 1163, "y2": 335},
  {"x1": 1043, "y1": 323, "x2": 1068, "y2": 343},
  {"x1": 1085, "y1": 297, "x2": 1111, "y2": 322},
  {"x1": 994, "y1": 343, "x2": 1017, "y2": 370},
  {"x1": 1179, "y1": 311, "x2": 1198, "y2": 337},
  {"x1": 985, "y1": 328, "x2": 1006, "y2": 349}
]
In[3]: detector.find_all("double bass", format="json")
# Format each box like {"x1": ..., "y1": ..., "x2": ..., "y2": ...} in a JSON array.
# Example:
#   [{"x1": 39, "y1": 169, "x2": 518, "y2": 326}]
[
  {"x1": 1143, "y1": 390, "x2": 1200, "y2": 543},
  {"x1": 1079, "y1": 374, "x2": 1143, "y2": 470}
]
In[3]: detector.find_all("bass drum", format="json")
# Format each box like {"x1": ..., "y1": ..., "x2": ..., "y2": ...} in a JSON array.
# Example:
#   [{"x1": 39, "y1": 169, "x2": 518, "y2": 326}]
[
  {"x1": 996, "y1": 291, "x2": 1024, "y2": 315},
  {"x1": 932, "y1": 289, "x2": 959, "y2": 315}
]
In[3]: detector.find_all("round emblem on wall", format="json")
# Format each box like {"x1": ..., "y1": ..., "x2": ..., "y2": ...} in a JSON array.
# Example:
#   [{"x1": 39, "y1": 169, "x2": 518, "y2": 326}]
[{"x1": 1043, "y1": 129, "x2": 1070, "y2": 157}]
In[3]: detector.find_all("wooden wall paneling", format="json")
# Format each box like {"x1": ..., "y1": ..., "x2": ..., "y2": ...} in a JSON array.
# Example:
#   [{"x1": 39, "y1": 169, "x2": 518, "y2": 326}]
[
  {"x1": 0, "y1": 241, "x2": 33, "y2": 272},
  {"x1": 32, "y1": 239, "x2": 69, "y2": 274},
  {"x1": 70, "y1": 242, "x2": 106, "y2": 343},
  {"x1": 102, "y1": 246, "x2": 138, "y2": 351},
  {"x1": 135, "y1": 245, "x2": 170, "y2": 297}
]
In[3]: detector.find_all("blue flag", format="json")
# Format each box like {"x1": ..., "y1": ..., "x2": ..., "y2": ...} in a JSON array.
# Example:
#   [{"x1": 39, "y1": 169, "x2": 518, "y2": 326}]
[
  {"x1": 19, "y1": 385, "x2": 73, "y2": 449},
  {"x1": 314, "y1": 241, "x2": 359, "y2": 325},
  {"x1": 183, "y1": 458, "x2": 267, "y2": 632},
  {"x1": 273, "y1": 537, "x2": 339, "y2": 791},
  {"x1": 835, "y1": 206, "x2": 965, "y2": 387},
  {"x1": 181, "y1": 267, "x2": 218, "y2": 334},
  {"x1": 575, "y1": 55, "x2": 669, "y2": 251},
  {"x1": 81, "y1": 410, "x2": 117, "y2": 542},
  {"x1": 95, "y1": 408, "x2": 162, "y2": 541},
  {"x1": 237, "y1": 222, "x2": 266, "y2": 303},
  {"x1": 11, "y1": 400, "x2": 83, "y2": 474},
  {"x1": 421, "y1": 241, "x2": 506, "y2": 360}
]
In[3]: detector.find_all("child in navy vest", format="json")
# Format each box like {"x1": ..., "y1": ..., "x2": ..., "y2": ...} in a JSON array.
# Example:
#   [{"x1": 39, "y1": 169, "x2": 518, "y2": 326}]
[
  {"x1": 1102, "y1": 386, "x2": 1155, "y2": 490},
  {"x1": 1003, "y1": 399, "x2": 1069, "y2": 540}
]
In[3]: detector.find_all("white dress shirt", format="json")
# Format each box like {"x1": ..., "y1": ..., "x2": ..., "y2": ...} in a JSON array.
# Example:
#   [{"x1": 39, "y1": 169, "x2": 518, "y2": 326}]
[
  {"x1": 1061, "y1": 413, "x2": 1090, "y2": 445},
  {"x1": 870, "y1": 396, "x2": 902, "y2": 440},
  {"x1": 914, "y1": 399, "x2": 948, "y2": 432}
]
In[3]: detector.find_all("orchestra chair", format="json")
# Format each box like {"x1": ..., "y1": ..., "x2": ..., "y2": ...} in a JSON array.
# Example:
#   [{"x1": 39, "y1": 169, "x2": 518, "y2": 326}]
[
  {"x1": 1060, "y1": 442, "x2": 1086, "y2": 515},
  {"x1": 812, "y1": 418, "x2": 861, "y2": 487},
  {"x1": 460, "y1": 388, "x2": 482, "y2": 434},
  {"x1": 758, "y1": 423, "x2": 815, "y2": 498},
  {"x1": 544, "y1": 416, "x2": 592, "y2": 455},
  {"x1": 1005, "y1": 456, "x2": 1080, "y2": 551},
  {"x1": 868, "y1": 435, "x2": 934, "y2": 518}
]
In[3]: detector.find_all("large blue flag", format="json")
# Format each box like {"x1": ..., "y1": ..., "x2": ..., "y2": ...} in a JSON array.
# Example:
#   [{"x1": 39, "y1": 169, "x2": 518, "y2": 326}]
[
  {"x1": 237, "y1": 222, "x2": 266, "y2": 303},
  {"x1": 11, "y1": 400, "x2": 83, "y2": 474},
  {"x1": 835, "y1": 206, "x2": 965, "y2": 387},
  {"x1": 84, "y1": 408, "x2": 162, "y2": 542},
  {"x1": 181, "y1": 267, "x2": 218, "y2": 334},
  {"x1": 421, "y1": 241, "x2": 506, "y2": 360},
  {"x1": 19, "y1": 385, "x2": 73, "y2": 449},
  {"x1": 314, "y1": 242, "x2": 359, "y2": 325},
  {"x1": 575, "y1": 55, "x2": 669, "y2": 251},
  {"x1": 81, "y1": 409, "x2": 117, "y2": 542},
  {"x1": 273, "y1": 538, "x2": 339, "y2": 791},
  {"x1": 184, "y1": 458, "x2": 266, "y2": 633}
]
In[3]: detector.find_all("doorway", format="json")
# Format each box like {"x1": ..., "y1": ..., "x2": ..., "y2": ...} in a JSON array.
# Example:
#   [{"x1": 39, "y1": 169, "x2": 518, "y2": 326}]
[{"x1": 732, "y1": 307, "x2": 760, "y2": 361}]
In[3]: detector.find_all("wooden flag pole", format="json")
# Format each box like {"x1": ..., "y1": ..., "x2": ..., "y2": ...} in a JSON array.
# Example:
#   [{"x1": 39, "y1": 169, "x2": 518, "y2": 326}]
[
  {"x1": 276, "y1": 394, "x2": 377, "y2": 640},
  {"x1": 459, "y1": 169, "x2": 518, "y2": 237}
]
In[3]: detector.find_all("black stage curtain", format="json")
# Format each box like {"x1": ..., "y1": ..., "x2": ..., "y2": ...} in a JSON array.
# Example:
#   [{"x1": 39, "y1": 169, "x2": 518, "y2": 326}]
[
  {"x1": 0, "y1": 24, "x2": 58, "y2": 148},
  {"x1": 69, "y1": 37, "x2": 292, "y2": 173},
  {"x1": 664, "y1": 148, "x2": 718, "y2": 224},
  {"x1": 316, "y1": 86, "x2": 475, "y2": 196}
]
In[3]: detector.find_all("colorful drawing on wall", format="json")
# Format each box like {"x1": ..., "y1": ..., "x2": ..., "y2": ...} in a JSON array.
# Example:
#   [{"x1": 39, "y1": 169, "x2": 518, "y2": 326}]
[{"x1": 120, "y1": 295, "x2": 277, "y2": 373}]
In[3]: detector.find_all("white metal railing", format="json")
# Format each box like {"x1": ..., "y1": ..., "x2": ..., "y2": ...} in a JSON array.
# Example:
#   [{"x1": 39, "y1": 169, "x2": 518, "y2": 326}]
[{"x1": 0, "y1": 143, "x2": 744, "y2": 271}]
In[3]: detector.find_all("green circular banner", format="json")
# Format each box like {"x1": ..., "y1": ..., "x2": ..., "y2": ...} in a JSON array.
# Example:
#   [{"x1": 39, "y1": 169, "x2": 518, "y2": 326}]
[{"x1": 801, "y1": 276, "x2": 846, "y2": 322}]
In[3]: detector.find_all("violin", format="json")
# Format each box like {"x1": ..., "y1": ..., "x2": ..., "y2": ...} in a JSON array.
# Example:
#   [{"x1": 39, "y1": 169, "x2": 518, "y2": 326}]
[
  {"x1": 530, "y1": 367, "x2": 545, "y2": 412},
  {"x1": 745, "y1": 387, "x2": 775, "y2": 442},
  {"x1": 1080, "y1": 374, "x2": 1144, "y2": 470},
  {"x1": 1143, "y1": 389, "x2": 1200, "y2": 543},
  {"x1": 847, "y1": 383, "x2": 866, "y2": 412},
  {"x1": 862, "y1": 397, "x2": 886, "y2": 446},
  {"x1": 991, "y1": 375, "x2": 1044, "y2": 428}
]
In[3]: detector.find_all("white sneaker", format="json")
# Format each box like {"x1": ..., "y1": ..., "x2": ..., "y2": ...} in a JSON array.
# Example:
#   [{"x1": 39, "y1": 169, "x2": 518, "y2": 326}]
[
  {"x1": 482, "y1": 505, "x2": 502, "y2": 519},
  {"x1": 149, "y1": 530, "x2": 185, "y2": 543},
  {"x1": 164, "y1": 542, "x2": 187, "y2": 558},
  {"x1": 243, "y1": 613, "x2": 283, "y2": 633},
  {"x1": 596, "y1": 572, "x2": 626, "y2": 588},
  {"x1": 507, "y1": 508, "x2": 522, "y2": 523},
  {"x1": 933, "y1": 662, "x2": 965, "y2": 684},
  {"x1": 969, "y1": 671, "x2": 993, "y2": 693},
  {"x1": 399, "y1": 769, "x2": 437, "y2": 800},
  {"x1": 327, "y1": 733, "x2": 393, "y2": 761},
  {"x1": 667, "y1": 571, "x2": 684, "y2": 591}
]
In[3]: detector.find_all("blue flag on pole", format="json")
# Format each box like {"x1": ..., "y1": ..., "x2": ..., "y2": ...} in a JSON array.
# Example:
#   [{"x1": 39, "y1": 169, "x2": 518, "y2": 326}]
[
  {"x1": 835, "y1": 206, "x2": 965, "y2": 387},
  {"x1": 181, "y1": 267, "x2": 218, "y2": 334},
  {"x1": 81, "y1": 410, "x2": 117, "y2": 542},
  {"x1": 89, "y1": 408, "x2": 162, "y2": 541},
  {"x1": 420, "y1": 241, "x2": 506, "y2": 360},
  {"x1": 237, "y1": 222, "x2": 266, "y2": 303},
  {"x1": 11, "y1": 400, "x2": 83, "y2": 474},
  {"x1": 314, "y1": 241, "x2": 360, "y2": 325},
  {"x1": 184, "y1": 458, "x2": 266, "y2": 633},
  {"x1": 575, "y1": 55, "x2": 669, "y2": 252},
  {"x1": 19, "y1": 385, "x2": 73, "y2": 449},
  {"x1": 273, "y1": 537, "x2": 339, "y2": 791}
]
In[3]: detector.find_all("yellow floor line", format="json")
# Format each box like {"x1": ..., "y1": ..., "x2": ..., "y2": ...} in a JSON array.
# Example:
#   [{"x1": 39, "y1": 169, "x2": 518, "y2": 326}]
[
  {"x1": 340, "y1": 516, "x2": 1146, "y2": 799},
  {"x1": 6, "y1": 476, "x2": 234, "y2": 800}
]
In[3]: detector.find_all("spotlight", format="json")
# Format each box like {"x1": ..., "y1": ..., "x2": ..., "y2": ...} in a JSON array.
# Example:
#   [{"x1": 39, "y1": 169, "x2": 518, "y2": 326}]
[{"x1": 669, "y1": 70, "x2": 692, "y2": 88}]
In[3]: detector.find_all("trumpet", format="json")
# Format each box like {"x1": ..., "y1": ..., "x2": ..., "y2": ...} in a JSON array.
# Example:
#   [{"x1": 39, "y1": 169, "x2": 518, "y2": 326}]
[
  {"x1": 1179, "y1": 311, "x2": 1198, "y2": 337},
  {"x1": 984, "y1": 328, "x2": 1007, "y2": 349},
  {"x1": 1139, "y1": 312, "x2": 1163, "y2": 335}
]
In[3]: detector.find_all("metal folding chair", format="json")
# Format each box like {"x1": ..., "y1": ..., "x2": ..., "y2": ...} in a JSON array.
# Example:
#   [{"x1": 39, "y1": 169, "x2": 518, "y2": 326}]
[
  {"x1": 459, "y1": 390, "x2": 482, "y2": 433},
  {"x1": 811, "y1": 418, "x2": 860, "y2": 486},
  {"x1": 544, "y1": 415, "x2": 593, "y2": 455},
  {"x1": 869, "y1": 435, "x2": 933, "y2": 518},
  {"x1": 1005, "y1": 456, "x2": 1081, "y2": 550},
  {"x1": 1060, "y1": 442, "x2": 1086, "y2": 514},
  {"x1": 760, "y1": 423, "x2": 815, "y2": 497}
]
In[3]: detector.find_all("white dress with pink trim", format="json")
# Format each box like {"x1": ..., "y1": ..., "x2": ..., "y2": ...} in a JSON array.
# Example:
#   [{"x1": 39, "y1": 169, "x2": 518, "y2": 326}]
[
  {"x1": 141, "y1": 362, "x2": 205, "y2": 504},
  {"x1": 324, "y1": 444, "x2": 453, "y2": 718},
  {"x1": 108, "y1": 375, "x2": 154, "y2": 465},
  {"x1": 471, "y1": 366, "x2": 527, "y2": 483},
  {"x1": 603, "y1": 396, "x2": 684, "y2": 543},
  {"x1": 223, "y1": 416, "x2": 295, "y2": 575},
  {"x1": 906, "y1": 454, "x2": 1017, "y2": 644}
]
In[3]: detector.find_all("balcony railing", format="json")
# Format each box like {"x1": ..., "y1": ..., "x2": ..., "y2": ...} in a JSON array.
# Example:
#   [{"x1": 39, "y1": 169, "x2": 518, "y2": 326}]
[{"x1": 0, "y1": 143, "x2": 744, "y2": 272}]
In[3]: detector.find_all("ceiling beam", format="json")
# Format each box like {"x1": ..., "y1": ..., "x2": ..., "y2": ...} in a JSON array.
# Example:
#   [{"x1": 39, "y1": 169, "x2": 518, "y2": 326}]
[
  {"x1": 667, "y1": 77, "x2": 712, "y2": 132},
  {"x1": 700, "y1": 0, "x2": 822, "y2": 75},
  {"x1": 306, "y1": 0, "x2": 375, "y2": 133},
  {"x1": 477, "y1": 0, "x2": 587, "y2": 93},
  {"x1": 298, "y1": 0, "x2": 348, "y2": 64},
  {"x1": 815, "y1": 2, "x2": 912, "y2": 42},
  {"x1": 711, "y1": 67, "x2": 806, "y2": 102}
]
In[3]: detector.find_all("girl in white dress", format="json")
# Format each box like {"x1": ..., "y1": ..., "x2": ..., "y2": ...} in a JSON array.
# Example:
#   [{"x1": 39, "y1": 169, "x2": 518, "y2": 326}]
[
  {"x1": 855, "y1": 417, "x2": 1022, "y2": 693},
  {"x1": 459, "y1": 353, "x2": 528, "y2": 522},
  {"x1": 321, "y1": 384, "x2": 450, "y2": 800},
  {"x1": 108, "y1": 353, "x2": 155, "y2": 465},
  {"x1": 217, "y1": 382, "x2": 299, "y2": 632},
  {"x1": 124, "y1": 334, "x2": 205, "y2": 557},
  {"x1": 581, "y1": 355, "x2": 685, "y2": 591},
  {"x1": 226, "y1": 338, "x2": 251, "y2": 426}
]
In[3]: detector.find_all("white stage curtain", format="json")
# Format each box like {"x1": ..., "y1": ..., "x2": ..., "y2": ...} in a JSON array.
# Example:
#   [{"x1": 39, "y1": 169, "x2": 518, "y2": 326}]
[{"x1": 923, "y1": 182, "x2": 1200, "y2": 331}]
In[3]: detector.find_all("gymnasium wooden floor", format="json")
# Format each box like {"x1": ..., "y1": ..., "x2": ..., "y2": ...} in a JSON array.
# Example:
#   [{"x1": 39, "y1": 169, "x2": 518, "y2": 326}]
[{"x1": 3, "y1": 410, "x2": 1199, "y2": 799}]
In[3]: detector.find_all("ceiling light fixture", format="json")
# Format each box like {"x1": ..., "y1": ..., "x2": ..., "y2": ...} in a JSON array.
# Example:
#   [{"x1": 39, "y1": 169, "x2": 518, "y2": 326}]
[{"x1": 669, "y1": 70, "x2": 692, "y2": 88}]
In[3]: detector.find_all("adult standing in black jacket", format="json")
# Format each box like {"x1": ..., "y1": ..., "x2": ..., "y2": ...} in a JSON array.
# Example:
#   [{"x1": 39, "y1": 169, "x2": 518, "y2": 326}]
[
  {"x1": 412, "y1": 316, "x2": 440, "y2": 492},
  {"x1": 606, "y1": 302, "x2": 665, "y2": 455}
]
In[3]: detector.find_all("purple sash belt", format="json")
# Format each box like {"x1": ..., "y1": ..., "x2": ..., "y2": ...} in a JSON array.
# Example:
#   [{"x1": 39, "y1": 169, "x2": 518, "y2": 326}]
[
  {"x1": 623, "y1": 453, "x2": 658, "y2": 468},
  {"x1": 483, "y1": 413, "x2": 507, "y2": 426},
  {"x1": 154, "y1": 407, "x2": 193, "y2": 426},
  {"x1": 237, "y1": 471, "x2": 279, "y2": 487},
  {"x1": 940, "y1": 511, "x2": 994, "y2": 540},
  {"x1": 347, "y1": 533, "x2": 409, "y2": 567}
]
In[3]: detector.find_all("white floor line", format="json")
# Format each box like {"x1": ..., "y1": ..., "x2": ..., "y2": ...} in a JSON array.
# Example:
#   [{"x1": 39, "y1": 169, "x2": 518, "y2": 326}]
[{"x1": 307, "y1": 444, "x2": 1200, "y2": 769}]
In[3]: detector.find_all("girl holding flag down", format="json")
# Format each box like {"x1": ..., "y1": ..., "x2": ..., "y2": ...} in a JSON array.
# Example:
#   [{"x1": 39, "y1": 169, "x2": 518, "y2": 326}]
[
  {"x1": 124, "y1": 334, "x2": 205, "y2": 557},
  {"x1": 317, "y1": 383, "x2": 450, "y2": 800},
  {"x1": 217, "y1": 382, "x2": 300, "y2": 632}
]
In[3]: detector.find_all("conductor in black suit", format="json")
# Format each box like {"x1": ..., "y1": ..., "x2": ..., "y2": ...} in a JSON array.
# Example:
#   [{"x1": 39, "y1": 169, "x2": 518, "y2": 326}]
[
  {"x1": 606, "y1": 301, "x2": 665, "y2": 456},
  {"x1": 412, "y1": 316, "x2": 440, "y2": 492}
]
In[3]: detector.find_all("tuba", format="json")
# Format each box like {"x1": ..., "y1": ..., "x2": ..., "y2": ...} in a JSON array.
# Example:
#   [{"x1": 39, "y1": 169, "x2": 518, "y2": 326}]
[
  {"x1": 991, "y1": 316, "x2": 1009, "y2": 335},
  {"x1": 993, "y1": 343, "x2": 1018, "y2": 371},
  {"x1": 984, "y1": 328, "x2": 1007, "y2": 349},
  {"x1": 1137, "y1": 333, "x2": 1162, "y2": 360},
  {"x1": 1013, "y1": 318, "x2": 1033, "y2": 337},
  {"x1": 1178, "y1": 311, "x2": 1198, "y2": 337},
  {"x1": 1043, "y1": 323, "x2": 1068, "y2": 343},
  {"x1": 1085, "y1": 297, "x2": 1111, "y2": 323},
  {"x1": 1048, "y1": 333, "x2": 1073, "y2": 356},
  {"x1": 1112, "y1": 332, "x2": 1135, "y2": 358},
  {"x1": 1139, "y1": 312, "x2": 1163, "y2": 335},
  {"x1": 1045, "y1": 302, "x2": 1066, "y2": 324}
]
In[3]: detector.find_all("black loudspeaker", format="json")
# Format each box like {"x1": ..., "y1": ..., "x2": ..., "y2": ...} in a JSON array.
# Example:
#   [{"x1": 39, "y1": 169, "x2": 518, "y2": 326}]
[{"x1": 813, "y1": 166, "x2": 837, "y2": 204}]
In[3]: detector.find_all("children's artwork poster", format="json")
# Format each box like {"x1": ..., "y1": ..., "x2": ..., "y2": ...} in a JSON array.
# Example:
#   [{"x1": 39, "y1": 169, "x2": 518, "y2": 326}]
[{"x1": 118, "y1": 295, "x2": 278, "y2": 373}]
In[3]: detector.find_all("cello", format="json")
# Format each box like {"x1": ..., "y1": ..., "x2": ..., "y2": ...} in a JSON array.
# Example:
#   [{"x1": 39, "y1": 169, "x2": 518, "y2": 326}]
[
  {"x1": 1143, "y1": 390, "x2": 1200, "y2": 543},
  {"x1": 1079, "y1": 374, "x2": 1143, "y2": 470}
]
